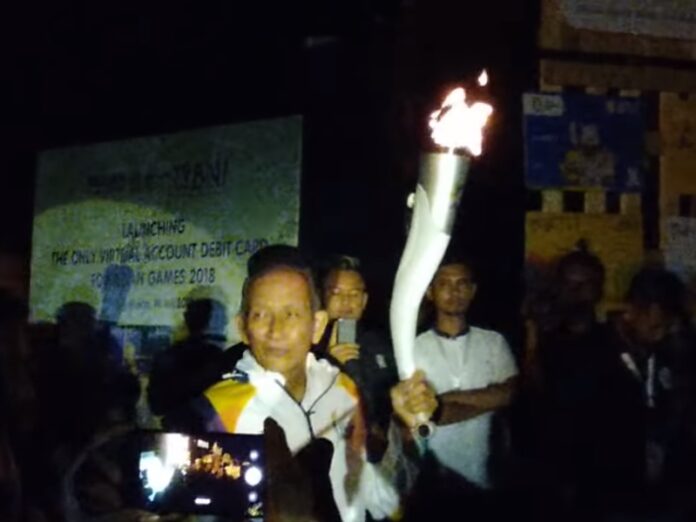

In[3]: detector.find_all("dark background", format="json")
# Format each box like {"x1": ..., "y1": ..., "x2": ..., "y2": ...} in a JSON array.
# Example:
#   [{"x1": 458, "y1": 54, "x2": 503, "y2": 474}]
[{"x1": 1, "y1": 0, "x2": 538, "y2": 345}]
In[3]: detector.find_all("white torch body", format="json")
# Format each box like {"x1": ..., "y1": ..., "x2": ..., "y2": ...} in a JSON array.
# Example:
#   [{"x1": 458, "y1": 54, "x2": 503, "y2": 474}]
[{"x1": 390, "y1": 152, "x2": 471, "y2": 435}]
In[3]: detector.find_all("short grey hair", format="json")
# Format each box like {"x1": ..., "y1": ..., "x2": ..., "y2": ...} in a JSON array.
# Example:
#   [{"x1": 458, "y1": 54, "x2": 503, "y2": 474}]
[{"x1": 239, "y1": 264, "x2": 321, "y2": 316}]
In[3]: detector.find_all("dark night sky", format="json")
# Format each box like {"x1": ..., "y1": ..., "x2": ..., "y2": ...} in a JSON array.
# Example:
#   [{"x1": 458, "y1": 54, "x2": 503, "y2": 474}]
[{"x1": 1, "y1": 0, "x2": 538, "y2": 340}]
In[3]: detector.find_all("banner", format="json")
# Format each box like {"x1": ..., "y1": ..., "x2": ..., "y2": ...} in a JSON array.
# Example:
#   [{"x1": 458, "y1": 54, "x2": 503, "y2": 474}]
[
  {"x1": 664, "y1": 217, "x2": 696, "y2": 283},
  {"x1": 524, "y1": 92, "x2": 644, "y2": 191},
  {"x1": 30, "y1": 117, "x2": 302, "y2": 337},
  {"x1": 539, "y1": 0, "x2": 696, "y2": 60},
  {"x1": 660, "y1": 93, "x2": 696, "y2": 155},
  {"x1": 659, "y1": 94, "x2": 696, "y2": 244},
  {"x1": 559, "y1": 0, "x2": 696, "y2": 41},
  {"x1": 539, "y1": 60, "x2": 696, "y2": 94}
]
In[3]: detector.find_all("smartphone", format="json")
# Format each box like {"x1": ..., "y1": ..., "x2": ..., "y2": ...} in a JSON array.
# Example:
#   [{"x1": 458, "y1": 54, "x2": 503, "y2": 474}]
[
  {"x1": 133, "y1": 431, "x2": 265, "y2": 520},
  {"x1": 336, "y1": 318, "x2": 357, "y2": 344}
]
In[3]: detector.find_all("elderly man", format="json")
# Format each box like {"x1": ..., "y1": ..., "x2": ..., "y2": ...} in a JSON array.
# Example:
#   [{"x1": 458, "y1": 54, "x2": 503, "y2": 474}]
[{"x1": 196, "y1": 246, "x2": 436, "y2": 522}]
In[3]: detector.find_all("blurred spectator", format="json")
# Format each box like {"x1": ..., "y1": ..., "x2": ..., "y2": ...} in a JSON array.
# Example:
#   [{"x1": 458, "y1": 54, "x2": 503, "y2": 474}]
[
  {"x1": 603, "y1": 267, "x2": 696, "y2": 518},
  {"x1": 521, "y1": 246, "x2": 617, "y2": 518},
  {"x1": 407, "y1": 258, "x2": 518, "y2": 520},
  {"x1": 148, "y1": 298, "x2": 239, "y2": 431},
  {"x1": 522, "y1": 242, "x2": 605, "y2": 373},
  {"x1": 0, "y1": 291, "x2": 32, "y2": 522},
  {"x1": 317, "y1": 257, "x2": 399, "y2": 462},
  {"x1": 0, "y1": 292, "x2": 38, "y2": 446},
  {"x1": 0, "y1": 291, "x2": 52, "y2": 521},
  {"x1": 36, "y1": 302, "x2": 139, "y2": 462}
]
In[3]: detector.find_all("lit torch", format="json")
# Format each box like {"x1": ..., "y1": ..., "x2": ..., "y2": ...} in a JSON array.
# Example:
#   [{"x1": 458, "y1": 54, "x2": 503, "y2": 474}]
[{"x1": 390, "y1": 73, "x2": 493, "y2": 438}]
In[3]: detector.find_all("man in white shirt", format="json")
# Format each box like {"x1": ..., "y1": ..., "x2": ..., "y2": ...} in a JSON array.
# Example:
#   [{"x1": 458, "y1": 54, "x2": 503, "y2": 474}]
[{"x1": 414, "y1": 260, "x2": 518, "y2": 489}]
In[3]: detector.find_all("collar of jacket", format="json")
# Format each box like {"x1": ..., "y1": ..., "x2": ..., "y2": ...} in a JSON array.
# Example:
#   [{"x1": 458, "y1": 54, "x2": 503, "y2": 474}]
[{"x1": 236, "y1": 349, "x2": 341, "y2": 407}]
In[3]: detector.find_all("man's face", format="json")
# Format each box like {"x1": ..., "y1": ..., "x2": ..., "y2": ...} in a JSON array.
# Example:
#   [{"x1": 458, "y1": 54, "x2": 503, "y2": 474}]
[
  {"x1": 323, "y1": 269, "x2": 368, "y2": 321},
  {"x1": 558, "y1": 264, "x2": 603, "y2": 307},
  {"x1": 623, "y1": 303, "x2": 674, "y2": 346},
  {"x1": 427, "y1": 264, "x2": 477, "y2": 316},
  {"x1": 238, "y1": 268, "x2": 327, "y2": 379}
]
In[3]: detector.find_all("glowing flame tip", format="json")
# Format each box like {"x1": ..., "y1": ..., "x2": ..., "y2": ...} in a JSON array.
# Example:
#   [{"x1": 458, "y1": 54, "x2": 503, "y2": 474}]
[{"x1": 478, "y1": 70, "x2": 489, "y2": 87}]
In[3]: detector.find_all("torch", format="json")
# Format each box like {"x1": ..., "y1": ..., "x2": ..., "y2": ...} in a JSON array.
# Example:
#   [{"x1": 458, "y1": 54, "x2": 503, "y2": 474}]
[{"x1": 390, "y1": 72, "x2": 493, "y2": 438}]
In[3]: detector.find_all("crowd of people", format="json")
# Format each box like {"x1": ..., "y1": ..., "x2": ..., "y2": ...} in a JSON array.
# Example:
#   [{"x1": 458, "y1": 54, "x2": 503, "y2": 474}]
[{"x1": 1, "y1": 242, "x2": 696, "y2": 521}]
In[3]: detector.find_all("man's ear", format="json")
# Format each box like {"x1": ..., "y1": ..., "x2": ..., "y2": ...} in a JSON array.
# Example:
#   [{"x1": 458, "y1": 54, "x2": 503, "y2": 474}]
[
  {"x1": 426, "y1": 285, "x2": 434, "y2": 301},
  {"x1": 470, "y1": 284, "x2": 478, "y2": 300},
  {"x1": 360, "y1": 292, "x2": 369, "y2": 313},
  {"x1": 312, "y1": 310, "x2": 329, "y2": 344},
  {"x1": 235, "y1": 314, "x2": 249, "y2": 345}
]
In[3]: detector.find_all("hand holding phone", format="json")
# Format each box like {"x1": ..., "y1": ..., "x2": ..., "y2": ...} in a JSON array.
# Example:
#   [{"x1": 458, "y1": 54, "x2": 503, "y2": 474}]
[
  {"x1": 330, "y1": 319, "x2": 359, "y2": 364},
  {"x1": 335, "y1": 318, "x2": 357, "y2": 344}
]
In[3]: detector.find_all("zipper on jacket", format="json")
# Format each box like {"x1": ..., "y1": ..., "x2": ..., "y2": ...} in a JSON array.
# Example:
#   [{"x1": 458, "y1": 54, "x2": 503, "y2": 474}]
[
  {"x1": 275, "y1": 381, "x2": 316, "y2": 440},
  {"x1": 275, "y1": 372, "x2": 339, "y2": 441}
]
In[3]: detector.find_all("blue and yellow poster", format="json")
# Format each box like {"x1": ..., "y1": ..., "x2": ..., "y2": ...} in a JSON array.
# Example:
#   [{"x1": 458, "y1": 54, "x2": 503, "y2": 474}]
[{"x1": 523, "y1": 92, "x2": 644, "y2": 191}]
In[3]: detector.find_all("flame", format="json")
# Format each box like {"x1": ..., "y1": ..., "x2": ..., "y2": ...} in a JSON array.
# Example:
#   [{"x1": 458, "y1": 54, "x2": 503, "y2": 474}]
[
  {"x1": 428, "y1": 86, "x2": 493, "y2": 156},
  {"x1": 478, "y1": 70, "x2": 488, "y2": 86}
]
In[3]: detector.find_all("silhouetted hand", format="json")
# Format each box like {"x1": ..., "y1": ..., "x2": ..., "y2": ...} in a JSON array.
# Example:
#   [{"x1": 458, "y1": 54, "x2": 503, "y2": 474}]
[{"x1": 265, "y1": 417, "x2": 340, "y2": 522}]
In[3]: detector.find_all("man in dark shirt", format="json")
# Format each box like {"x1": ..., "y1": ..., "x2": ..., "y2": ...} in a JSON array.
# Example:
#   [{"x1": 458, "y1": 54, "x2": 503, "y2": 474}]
[
  {"x1": 604, "y1": 267, "x2": 696, "y2": 517},
  {"x1": 318, "y1": 259, "x2": 399, "y2": 462},
  {"x1": 523, "y1": 246, "x2": 625, "y2": 517},
  {"x1": 148, "y1": 298, "x2": 240, "y2": 430}
]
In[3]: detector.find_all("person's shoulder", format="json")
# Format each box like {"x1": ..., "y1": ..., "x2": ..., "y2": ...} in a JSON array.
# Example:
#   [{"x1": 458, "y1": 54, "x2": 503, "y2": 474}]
[
  {"x1": 415, "y1": 328, "x2": 437, "y2": 344},
  {"x1": 470, "y1": 325, "x2": 507, "y2": 345},
  {"x1": 221, "y1": 342, "x2": 246, "y2": 365},
  {"x1": 157, "y1": 336, "x2": 222, "y2": 364},
  {"x1": 198, "y1": 371, "x2": 259, "y2": 433},
  {"x1": 205, "y1": 370, "x2": 257, "y2": 404},
  {"x1": 335, "y1": 371, "x2": 361, "y2": 403},
  {"x1": 307, "y1": 354, "x2": 361, "y2": 407},
  {"x1": 357, "y1": 326, "x2": 386, "y2": 344},
  {"x1": 470, "y1": 327, "x2": 515, "y2": 361},
  {"x1": 357, "y1": 327, "x2": 392, "y2": 353}
]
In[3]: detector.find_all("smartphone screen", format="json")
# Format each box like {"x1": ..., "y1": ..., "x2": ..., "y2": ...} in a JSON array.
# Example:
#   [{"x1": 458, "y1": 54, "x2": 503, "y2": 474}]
[
  {"x1": 336, "y1": 318, "x2": 357, "y2": 344},
  {"x1": 135, "y1": 431, "x2": 265, "y2": 520}
]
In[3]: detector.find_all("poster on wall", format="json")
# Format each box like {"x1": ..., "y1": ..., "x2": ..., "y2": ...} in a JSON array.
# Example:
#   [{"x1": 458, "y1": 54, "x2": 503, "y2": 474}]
[
  {"x1": 664, "y1": 217, "x2": 696, "y2": 284},
  {"x1": 559, "y1": 0, "x2": 696, "y2": 41},
  {"x1": 660, "y1": 93, "x2": 696, "y2": 155},
  {"x1": 659, "y1": 93, "x2": 696, "y2": 241},
  {"x1": 30, "y1": 117, "x2": 302, "y2": 425},
  {"x1": 539, "y1": 0, "x2": 696, "y2": 60},
  {"x1": 523, "y1": 92, "x2": 644, "y2": 191},
  {"x1": 525, "y1": 212, "x2": 643, "y2": 310}
]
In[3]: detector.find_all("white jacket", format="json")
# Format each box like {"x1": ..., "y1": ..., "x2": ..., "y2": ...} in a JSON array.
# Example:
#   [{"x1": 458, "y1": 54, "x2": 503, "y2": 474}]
[{"x1": 202, "y1": 350, "x2": 400, "y2": 522}]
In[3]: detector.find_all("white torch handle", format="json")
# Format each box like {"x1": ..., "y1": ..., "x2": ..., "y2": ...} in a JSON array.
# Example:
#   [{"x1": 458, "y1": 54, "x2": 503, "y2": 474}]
[
  {"x1": 390, "y1": 152, "x2": 470, "y2": 440},
  {"x1": 390, "y1": 184, "x2": 451, "y2": 380}
]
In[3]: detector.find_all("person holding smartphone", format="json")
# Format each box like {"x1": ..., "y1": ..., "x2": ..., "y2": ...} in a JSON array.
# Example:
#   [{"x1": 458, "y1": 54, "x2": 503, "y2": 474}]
[{"x1": 320, "y1": 259, "x2": 399, "y2": 463}]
